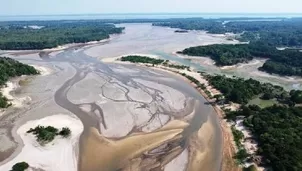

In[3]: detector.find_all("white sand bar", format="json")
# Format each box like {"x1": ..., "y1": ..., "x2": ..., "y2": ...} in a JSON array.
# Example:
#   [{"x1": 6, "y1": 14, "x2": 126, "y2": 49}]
[{"x1": 0, "y1": 114, "x2": 84, "y2": 171}]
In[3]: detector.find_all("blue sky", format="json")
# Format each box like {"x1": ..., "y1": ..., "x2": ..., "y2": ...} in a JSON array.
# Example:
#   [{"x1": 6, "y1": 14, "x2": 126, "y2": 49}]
[{"x1": 1, "y1": 0, "x2": 302, "y2": 15}]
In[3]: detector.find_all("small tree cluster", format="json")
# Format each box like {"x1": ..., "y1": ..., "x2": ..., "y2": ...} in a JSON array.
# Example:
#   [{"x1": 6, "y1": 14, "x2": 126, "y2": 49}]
[
  {"x1": 11, "y1": 162, "x2": 29, "y2": 171},
  {"x1": 27, "y1": 125, "x2": 71, "y2": 144}
]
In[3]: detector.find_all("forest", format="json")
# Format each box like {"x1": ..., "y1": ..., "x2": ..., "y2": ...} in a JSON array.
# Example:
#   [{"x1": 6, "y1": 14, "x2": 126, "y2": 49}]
[
  {"x1": 0, "y1": 21, "x2": 124, "y2": 50},
  {"x1": 153, "y1": 18, "x2": 302, "y2": 47},
  {"x1": 0, "y1": 57, "x2": 39, "y2": 108},
  {"x1": 179, "y1": 43, "x2": 302, "y2": 76},
  {"x1": 204, "y1": 75, "x2": 289, "y2": 104},
  {"x1": 204, "y1": 74, "x2": 302, "y2": 106},
  {"x1": 226, "y1": 105, "x2": 302, "y2": 171},
  {"x1": 204, "y1": 74, "x2": 302, "y2": 170}
]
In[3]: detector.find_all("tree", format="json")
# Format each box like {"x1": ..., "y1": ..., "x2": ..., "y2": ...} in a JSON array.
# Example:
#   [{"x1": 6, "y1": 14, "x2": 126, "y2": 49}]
[
  {"x1": 59, "y1": 127, "x2": 71, "y2": 137},
  {"x1": 213, "y1": 94, "x2": 224, "y2": 102},
  {"x1": 11, "y1": 162, "x2": 29, "y2": 171}
]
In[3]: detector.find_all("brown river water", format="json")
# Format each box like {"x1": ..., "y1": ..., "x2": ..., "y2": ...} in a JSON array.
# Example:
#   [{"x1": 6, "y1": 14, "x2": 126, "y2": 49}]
[{"x1": 1, "y1": 23, "x2": 300, "y2": 171}]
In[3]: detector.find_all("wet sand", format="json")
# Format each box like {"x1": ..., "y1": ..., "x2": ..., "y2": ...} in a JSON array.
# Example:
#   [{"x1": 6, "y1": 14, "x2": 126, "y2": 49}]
[{"x1": 0, "y1": 23, "x2": 232, "y2": 171}]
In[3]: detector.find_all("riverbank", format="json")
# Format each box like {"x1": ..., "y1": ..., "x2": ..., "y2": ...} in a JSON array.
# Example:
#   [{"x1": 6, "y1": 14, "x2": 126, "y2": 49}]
[
  {"x1": 0, "y1": 64, "x2": 51, "y2": 113},
  {"x1": 1, "y1": 36, "x2": 114, "y2": 56},
  {"x1": 153, "y1": 67, "x2": 241, "y2": 171},
  {"x1": 102, "y1": 54, "x2": 241, "y2": 171}
]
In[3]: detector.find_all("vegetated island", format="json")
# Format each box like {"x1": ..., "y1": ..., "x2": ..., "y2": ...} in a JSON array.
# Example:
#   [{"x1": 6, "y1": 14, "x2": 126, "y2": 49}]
[
  {"x1": 178, "y1": 43, "x2": 302, "y2": 77},
  {"x1": 0, "y1": 57, "x2": 39, "y2": 108},
  {"x1": 27, "y1": 125, "x2": 71, "y2": 144},
  {"x1": 117, "y1": 55, "x2": 302, "y2": 171},
  {"x1": 0, "y1": 21, "x2": 124, "y2": 50},
  {"x1": 10, "y1": 162, "x2": 29, "y2": 171},
  {"x1": 120, "y1": 55, "x2": 189, "y2": 70}
]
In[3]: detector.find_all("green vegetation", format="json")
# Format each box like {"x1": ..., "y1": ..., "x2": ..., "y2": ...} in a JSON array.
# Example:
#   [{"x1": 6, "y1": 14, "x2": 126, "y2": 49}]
[
  {"x1": 163, "y1": 61, "x2": 190, "y2": 70},
  {"x1": 153, "y1": 18, "x2": 302, "y2": 47},
  {"x1": 153, "y1": 19, "x2": 227, "y2": 34},
  {"x1": 178, "y1": 44, "x2": 254, "y2": 66},
  {"x1": 243, "y1": 165, "x2": 257, "y2": 171},
  {"x1": 0, "y1": 57, "x2": 39, "y2": 108},
  {"x1": 205, "y1": 74, "x2": 302, "y2": 170},
  {"x1": 290, "y1": 90, "x2": 302, "y2": 104},
  {"x1": 120, "y1": 56, "x2": 164, "y2": 65},
  {"x1": 231, "y1": 125, "x2": 249, "y2": 164},
  {"x1": 179, "y1": 43, "x2": 302, "y2": 77},
  {"x1": 231, "y1": 126, "x2": 244, "y2": 148},
  {"x1": 204, "y1": 75, "x2": 287, "y2": 104},
  {"x1": 235, "y1": 148, "x2": 250, "y2": 164},
  {"x1": 59, "y1": 127, "x2": 72, "y2": 138},
  {"x1": 120, "y1": 56, "x2": 191, "y2": 71},
  {"x1": 11, "y1": 162, "x2": 29, "y2": 171},
  {"x1": 121, "y1": 53, "x2": 302, "y2": 170},
  {"x1": 227, "y1": 105, "x2": 302, "y2": 171},
  {"x1": 27, "y1": 126, "x2": 71, "y2": 144},
  {"x1": 248, "y1": 97, "x2": 278, "y2": 108},
  {"x1": 0, "y1": 21, "x2": 123, "y2": 50},
  {"x1": 156, "y1": 18, "x2": 302, "y2": 76}
]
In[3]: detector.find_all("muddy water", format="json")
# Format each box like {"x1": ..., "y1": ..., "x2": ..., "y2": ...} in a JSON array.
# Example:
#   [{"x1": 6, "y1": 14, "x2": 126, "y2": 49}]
[
  {"x1": 84, "y1": 23, "x2": 302, "y2": 90},
  {"x1": 49, "y1": 48, "x2": 222, "y2": 171},
  {"x1": 0, "y1": 23, "x2": 230, "y2": 171}
]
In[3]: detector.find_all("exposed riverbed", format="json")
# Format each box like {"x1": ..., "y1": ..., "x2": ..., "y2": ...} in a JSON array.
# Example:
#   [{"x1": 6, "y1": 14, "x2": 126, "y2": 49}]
[{"x1": 0, "y1": 23, "x2": 299, "y2": 171}]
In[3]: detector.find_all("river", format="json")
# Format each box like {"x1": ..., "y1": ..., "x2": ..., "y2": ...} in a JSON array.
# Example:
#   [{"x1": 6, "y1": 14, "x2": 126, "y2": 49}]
[
  {"x1": 1, "y1": 23, "x2": 299, "y2": 171},
  {"x1": 0, "y1": 23, "x2": 226, "y2": 171}
]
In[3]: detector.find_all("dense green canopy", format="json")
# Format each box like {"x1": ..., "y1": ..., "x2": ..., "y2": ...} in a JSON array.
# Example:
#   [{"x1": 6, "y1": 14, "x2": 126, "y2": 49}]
[
  {"x1": 227, "y1": 105, "x2": 302, "y2": 171},
  {"x1": 179, "y1": 43, "x2": 302, "y2": 76},
  {"x1": 153, "y1": 18, "x2": 302, "y2": 47},
  {"x1": 205, "y1": 74, "x2": 287, "y2": 104},
  {"x1": 0, "y1": 21, "x2": 124, "y2": 50},
  {"x1": 0, "y1": 57, "x2": 39, "y2": 108}
]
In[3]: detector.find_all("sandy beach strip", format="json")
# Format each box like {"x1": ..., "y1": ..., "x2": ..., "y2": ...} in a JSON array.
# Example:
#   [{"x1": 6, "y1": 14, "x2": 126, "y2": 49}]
[
  {"x1": 30, "y1": 64, "x2": 52, "y2": 76},
  {"x1": 0, "y1": 114, "x2": 84, "y2": 171}
]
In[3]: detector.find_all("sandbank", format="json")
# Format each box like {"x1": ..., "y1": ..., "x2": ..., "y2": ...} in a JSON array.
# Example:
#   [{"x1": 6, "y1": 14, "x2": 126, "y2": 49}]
[{"x1": 0, "y1": 114, "x2": 84, "y2": 171}]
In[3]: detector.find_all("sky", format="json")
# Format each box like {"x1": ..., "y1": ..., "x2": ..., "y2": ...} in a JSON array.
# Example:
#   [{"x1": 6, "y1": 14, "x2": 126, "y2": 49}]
[{"x1": 1, "y1": 0, "x2": 302, "y2": 16}]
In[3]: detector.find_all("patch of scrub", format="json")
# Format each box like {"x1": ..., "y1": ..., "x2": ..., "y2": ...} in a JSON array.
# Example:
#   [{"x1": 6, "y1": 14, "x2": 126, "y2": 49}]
[
  {"x1": 248, "y1": 97, "x2": 278, "y2": 108},
  {"x1": 0, "y1": 114, "x2": 84, "y2": 171}
]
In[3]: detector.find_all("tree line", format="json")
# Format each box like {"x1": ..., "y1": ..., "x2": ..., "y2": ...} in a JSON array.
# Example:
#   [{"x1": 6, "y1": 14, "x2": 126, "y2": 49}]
[
  {"x1": 179, "y1": 43, "x2": 302, "y2": 76},
  {"x1": 0, "y1": 21, "x2": 124, "y2": 50},
  {"x1": 205, "y1": 74, "x2": 301, "y2": 106},
  {"x1": 204, "y1": 74, "x2": 302, "y2": 170},
  {"x1": 0, "y1": 57, "x2": 39, "y2": 108},
  {"x1": 226, "y1": 105, "x2": 302, "y2": 171},
  {"x1": 153, "y1": 18, "x2": 302, "y2": 47}
]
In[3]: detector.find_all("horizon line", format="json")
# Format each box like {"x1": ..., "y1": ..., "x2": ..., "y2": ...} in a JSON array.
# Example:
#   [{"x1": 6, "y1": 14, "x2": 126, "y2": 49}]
[{"x1": 2, "y1": 12, "x2": 302, "y2": 17}]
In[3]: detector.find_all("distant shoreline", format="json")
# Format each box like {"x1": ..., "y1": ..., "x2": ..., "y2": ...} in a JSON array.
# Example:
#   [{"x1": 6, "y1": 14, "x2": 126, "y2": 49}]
[{"x1": 1, "y1": 13, "x2": 302, "y2": 21}]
